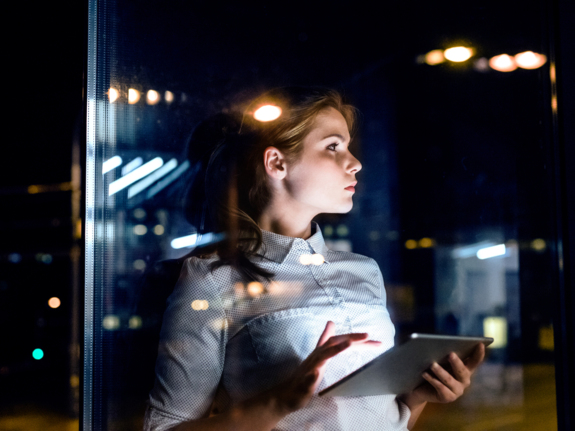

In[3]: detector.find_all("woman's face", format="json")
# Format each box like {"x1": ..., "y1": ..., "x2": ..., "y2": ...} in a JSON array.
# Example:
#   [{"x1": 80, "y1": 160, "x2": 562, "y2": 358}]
[{"x1": 284, "y1": 107, "x2": 362, "y2": 215}]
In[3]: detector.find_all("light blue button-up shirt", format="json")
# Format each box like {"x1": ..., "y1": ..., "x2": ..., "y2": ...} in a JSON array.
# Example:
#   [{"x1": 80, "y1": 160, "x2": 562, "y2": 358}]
[{"x1": 145, "y1": 223, "x2": 410, "y2": 430}]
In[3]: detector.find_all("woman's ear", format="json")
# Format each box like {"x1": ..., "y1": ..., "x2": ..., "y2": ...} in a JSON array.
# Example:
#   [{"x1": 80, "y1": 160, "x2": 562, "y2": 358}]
[{"x1": 263, "y1": 146, "x2": 287, "y2": 180}]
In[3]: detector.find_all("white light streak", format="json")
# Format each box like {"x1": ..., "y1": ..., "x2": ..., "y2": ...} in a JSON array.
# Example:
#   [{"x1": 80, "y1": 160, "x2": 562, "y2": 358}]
[
  {"x1": 108, "y1": 157, "x2": 163, "y2": 196},
  {"x1": 171, "y1": 233, "x2": 198, "y2": 249},
  {"x1": 122, "y1": 157, "x2": 143, "y2": 175},
  {"x1": 477, "y1": 244, "x2": 506, "y2": 260},
  {"x1": 102, "y1": 155, "x2": 123, "y2": 174},
  {"x1": 146, "y1": 160, "x2": 190, "y2": 198},
  {"x1": 128, "y1": 158, "x2": 178, "y2": 198}
]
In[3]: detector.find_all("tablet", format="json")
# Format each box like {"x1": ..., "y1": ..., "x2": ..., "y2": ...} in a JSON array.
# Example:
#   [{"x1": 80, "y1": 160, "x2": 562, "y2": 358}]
[{"x1": 318, "y1": 333, "x2": 493, "y2": 397}]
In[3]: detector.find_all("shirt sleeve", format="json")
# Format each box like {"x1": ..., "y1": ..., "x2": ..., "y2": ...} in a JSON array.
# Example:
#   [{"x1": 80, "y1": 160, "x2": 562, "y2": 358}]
[{"x1": 144, "y1": 257, "x2": 227, "y2": 430}]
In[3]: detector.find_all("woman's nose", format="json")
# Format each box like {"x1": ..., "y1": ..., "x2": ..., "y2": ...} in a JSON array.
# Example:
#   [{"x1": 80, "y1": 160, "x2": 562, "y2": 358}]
[{"x1": 347, "y1": 154, "x2": 362, "y2": 174}]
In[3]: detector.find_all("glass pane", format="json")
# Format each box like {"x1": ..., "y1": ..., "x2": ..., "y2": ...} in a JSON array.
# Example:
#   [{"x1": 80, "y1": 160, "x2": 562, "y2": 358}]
[{"x1": 85, "y1": 1, "x2": 558, "y2": 430}]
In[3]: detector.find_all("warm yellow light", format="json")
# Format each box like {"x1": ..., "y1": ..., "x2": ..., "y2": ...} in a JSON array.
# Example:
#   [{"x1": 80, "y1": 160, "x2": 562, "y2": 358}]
[
  {"x1": 191, "y1": 300, "x2": 209, "y2": 310},
  {"x1": 153, "y1": 225, "x2": 165, "y2": 235},
  {"x1": 128, "y1": 88, "x2": 141, "y2": 104},
  {"x1": 405, "y1": 239, "x2": 417, "y2": 249},
  {"x1": 489, "y1": 54, "x2": 517, "y2": 72},
  {"x1": 146, "y1": 90, "x2": 160, "y2": 105},
  {"x1": 164, "y1": 91, "x2": 174, "y2": 103},
  {"x1": 515, "y1": 51, "x2": 547, "y2": 70},
  {"x1": 299, "y1": 254, "x2": 313, "y2": 265},
  {"x1": 531, "y1": 238, "x2": 546, "y2": 251},
  {"x1": 311, "y1": 254, "x2": 325, "y2": 265},
  {"x1": 48, "y1": 297, "x2": 61, "y2": 309},
  {"x1": 247, "y1": 282, "x2": 264, "y2": 297},
  {"x1": 134, "y1": 224, "x2": 147, "y2": 235},
  {"x1": 108, "y1": 88, "x2": 119, "y2": 103},
  {"x1": 483, "y1": 317, "x2": 507, "y2": 348},
  {"x1": 254, "y1": 105, "x2": 282, "y2": 122},
  {"x1": 128, "y1": 315, "x2": 142, "y2": 329},
  {"x1": 28, "y1": 185, "x2": 40, "y2": 194},
  {"x1": 419, "y1": 238, "x2": 435, "y2": 248},
  {"x1": 444, "y1": 46, "x2": 474, "y2": 63},
  {"x1": 425, "y1": 49, "x2": 445, "y2": 65},
  {"x1": 102, "y1": 315, "x2": 120, "y2": 330}
]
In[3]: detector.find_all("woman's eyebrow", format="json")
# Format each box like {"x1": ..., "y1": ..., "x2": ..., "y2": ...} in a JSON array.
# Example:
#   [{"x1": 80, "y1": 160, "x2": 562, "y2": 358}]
[{"x1": 321, "y1": 133, "x2": 346, "y2": 141}]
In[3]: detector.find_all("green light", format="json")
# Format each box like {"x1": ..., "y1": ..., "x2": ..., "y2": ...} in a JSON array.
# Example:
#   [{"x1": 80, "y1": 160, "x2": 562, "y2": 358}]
[{"x1": 32, "y1": 348, "x2": 44, "y2": 360}]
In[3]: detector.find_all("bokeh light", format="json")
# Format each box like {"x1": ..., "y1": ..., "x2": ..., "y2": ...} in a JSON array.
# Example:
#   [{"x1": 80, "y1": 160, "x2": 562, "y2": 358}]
[
  {"x1": 134, "y1": 224, "x2": 147, "y2": 235},
  {"x1": 515, "y1": 51, "x2": 547, "y2": 70},
  {"x1": 32, "y1": 348, "x2": 44, "y2": 360},
  {"x1": 128, "y1": 88, "x2": 141, "y2": 104},
  {"x1": 164, "y1": 91, "x2": 174, "y2": 103},
  {"x1": 419, "y1": 238, "x2": 435, "y2": 248},
  {"x1": 299, "y1": 254, "x2": 313, "y2": 265},
  {"x1": 531, "y1": 238, "x2": 546, "y2": 251},
  {"x1": 102, "y1": 315, "x2": 120, "y2": 330},
  {"x1": 191, "y1": 299, "x2": 209, "y2": 310},
  {"x1": 48, "y1": 297, "x2": 61, "y2": 308},
  {"x1": 153, "y1": 224, "x2": 165, "y2": 235},
  {"x1": 254, "y1": 105, "x2": 282, "y2": 122},
  {"x1": 444, "y1": 46, "x2": 474, "y2": 62},
  {"x1": 311, "y1": 254, "x2": 325, "y2": 265},
  {"x1": 424, "y1": 49, "x2": 445, "y2": 65},
  {"x1": 108, "y1": 88, "x2": 119, "y2": 103},
  {"x1": 489, "y1": 54, "x2": 517, "y2": 72},
  {"x1": 247, "y1": 282, "x2": 264, "y2": 297},
  {"x1": 128, "y1": 315, "x2": 143, "y2": 329},
  {"x1": 133, "y1": 259, "x2": 146, "y2": 270},
  {"x1": 405, "y1": 239, "x2": 417, "y2": 249},
  {"x1": 146, "y1": 89, "x2": 160, "y2": 105}
]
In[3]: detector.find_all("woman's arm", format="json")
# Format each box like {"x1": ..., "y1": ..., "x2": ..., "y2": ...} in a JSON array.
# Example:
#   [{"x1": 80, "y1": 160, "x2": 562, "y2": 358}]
[
  {"x1": 171, "y1": 321, "x2": 378, "y2": 431},
  {"x1": 397, "y1": 343, "x2": 486, "y2": 430}
]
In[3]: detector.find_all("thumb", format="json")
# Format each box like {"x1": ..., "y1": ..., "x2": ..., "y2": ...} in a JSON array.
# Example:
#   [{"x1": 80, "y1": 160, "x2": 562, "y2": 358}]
[{"x1": 317, "y1": 321, "x2": 335, "y2": 347}]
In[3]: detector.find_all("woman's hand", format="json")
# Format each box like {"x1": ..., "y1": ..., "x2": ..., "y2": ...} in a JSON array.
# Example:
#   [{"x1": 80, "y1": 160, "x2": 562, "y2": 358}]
[
  {"x1": 399, "y1": 343, "x2": 486, "y2": 429},
  {"x1": 271, "y1": 320, "x2": 382, "y2": 415}
]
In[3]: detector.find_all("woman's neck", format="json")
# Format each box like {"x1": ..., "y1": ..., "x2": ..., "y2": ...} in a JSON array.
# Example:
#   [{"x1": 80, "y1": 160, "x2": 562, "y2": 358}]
[{"x1": 257, "y1": 205, "x2": 314, "y2": 239}]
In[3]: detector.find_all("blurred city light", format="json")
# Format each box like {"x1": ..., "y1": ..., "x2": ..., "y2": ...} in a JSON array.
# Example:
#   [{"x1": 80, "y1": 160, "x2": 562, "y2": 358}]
[
  {"x1": 133, "y1": 208, "x2": 146, "y2": 219},
  {"x1": 133, "y1": 259, "x2": 146, "y2": 270},
  {"x1": 107, "y1": 88, "x2": 119, "y2": 103},
  {"x1": 247, "y1": 282, "x2": 264, "y2": 297},
  {"x1": 133, "y1": 224, "x2": 147, "y2": 235},
  {"x1": 153, "y1": 225, "x2": 165, "y2": 235},
  {"x1": 477, "y1": 244, "x2": 506, "y2": 259},
  {"x1": 531, "y1": 238, "x2": 547, "y2": 251},
  {"x1": 515, "y1": 51, "x2": 547, "y2": 69},
  {"x1": 405, "y1": 239, "x2": 417, "y2": 249},
  {"x1": 108, "y1": 157, "x2": 163, "y2": 196},
  {"x1": 254, "y1": 105, "x2": 282, "y2": 122},
  {"x1": 147, "y1": 160, "x2": 190, "y2": 199},
  {"x1": 323, "y1": 225, "x2": 334, "y2": 236},
  {"x1": 164, "y1": 91, "x2": 174, "y2": 103},
  {"x1": 299, "y1": 254, "x2": 313, "y2": 265},
  {"x1": 311, "y1": 253, "x2": 325, "y2": 265},
  {"x1": 128, "y1": 158, "x2": 178, "y2": 198},
  {"x1": 191, "y1": 300, "x2": 209, "y2": 310},
  {"x1": 473, "y1": 57, "x2": 490, "y2": 72},
  {"x1": 146, "y1": 89, "x2": 160, "y2": 105},
  {"x1": 171, "y1": 233, "x2": 198, "y2": 249},
  {"x1": 128, "y1": 315, "x2": 142, "y2": 329},
  {"x1": 32, "y1": 348, "x2": 44, "y2": 360},
  {"x1": 102, "y1": 315, "x2": 120, "y2": 330},
  {"x1": 489, "y1": 54, "x2": 517, "y2": 72},
  {"x1": 483, "y1": 317, "x2": 508, "y2": 348},
  {"x1": 419, "y1": 237, "x2": 435, "y2": 248},
  {"x1": 337, "y1": 224, "x2": 349, "y2": 237},
  {"x1": 48, "y1": 297, "x2": 61, "y2": 309},
  {"x1": 444, "y1": 46, "x2": 474, "y2": 62},
  {"x1": 424, "y1": 49, "x2": 445, "y2": 65},
  {"x1": 8, "y1": 253, "x2": 22, "y2": 263},
  {"x1": 128, "y1": 88, "x2": 141, "y2": 104},
  {"x1": 102, "y1": 155, "x2": 123, "y2": 174},
  {"x1": 122, "y1": 157, "x2": 143, "y2": 175}
]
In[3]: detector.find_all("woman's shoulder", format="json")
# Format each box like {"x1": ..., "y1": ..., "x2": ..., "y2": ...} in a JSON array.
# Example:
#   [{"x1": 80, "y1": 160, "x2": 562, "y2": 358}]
[{"x1": 325, "y1": 247, "x2": 379, "y2": 268}]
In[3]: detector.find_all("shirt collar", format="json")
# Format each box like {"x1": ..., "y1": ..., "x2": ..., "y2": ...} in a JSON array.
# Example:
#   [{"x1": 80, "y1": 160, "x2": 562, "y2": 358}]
[{"x1": 258, "y1": 222, "x2": 329, "y2": 264}]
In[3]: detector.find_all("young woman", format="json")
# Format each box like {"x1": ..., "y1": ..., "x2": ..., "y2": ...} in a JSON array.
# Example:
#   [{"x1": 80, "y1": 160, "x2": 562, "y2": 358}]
[{"x1": 143, "y1": 87, "x2": 485, "y2": 431}]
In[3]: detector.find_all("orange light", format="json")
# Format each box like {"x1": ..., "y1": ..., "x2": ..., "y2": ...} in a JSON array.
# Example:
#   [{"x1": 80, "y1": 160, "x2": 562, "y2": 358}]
[
  {"x1": 424, "y1": 50, "x2": 445, "y2": 65},
  {"x1": 108, "y1": 88, "x2": 119, "y2": 103},
  {"x1": 128, "y1": 88, "x2": 141, "y2": 104},
  {"x1": 48, "y1": 297, "x2": 61, "y2": 309},
  {"x1": 405, "y1": 239, "x2": 418, "y2": 250},
  {"x1": 254, "y1": 105, "x2": 282, "y2": 122},
  {"x1": 489, "y1": 54, "x2": 517, "y2": 72},
  {"x1": 444, "y1": 46, "x2": 474, "y2": 62},
  {"x1": 146, "y1": 90, "x2": 160, "y2": 105},
  {"x1": 247, "y1": 282, "x2": 264, "y2": 297},
  {"x1": 164, "y1": 91, "x2": 174, "y2": 103},
  {"x1": 515, "y1": 51, "x2": 547, "y2": 70}
]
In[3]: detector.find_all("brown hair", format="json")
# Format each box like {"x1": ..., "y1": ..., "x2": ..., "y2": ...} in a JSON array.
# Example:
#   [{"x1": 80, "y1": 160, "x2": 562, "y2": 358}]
[{"x1": 186, "y1": 87, "x2": 358, "y2": 281}]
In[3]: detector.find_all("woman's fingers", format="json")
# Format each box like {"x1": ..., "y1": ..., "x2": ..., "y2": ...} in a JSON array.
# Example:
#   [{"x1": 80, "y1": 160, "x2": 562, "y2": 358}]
[
  {"x1": 464, "y1": 343, "x2": 486, "y2": 372},
  {"x1": 422, "y1": 372, "x2": 458, "y2": 403},
  {"x1": 447, "y1": 353, "x2": 471, "y2": 386},
  {"x1": 317, "y1": 321, "x2": 336, "y2": 347},
  {"x1": 430, "y1": 362, "x2": 461, "y2": 394}
]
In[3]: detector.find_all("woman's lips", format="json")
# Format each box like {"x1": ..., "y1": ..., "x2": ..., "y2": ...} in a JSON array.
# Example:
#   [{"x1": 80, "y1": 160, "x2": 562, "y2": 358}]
[{"x1": 345, "y1": 185, "x2": 356, "y2": 192}]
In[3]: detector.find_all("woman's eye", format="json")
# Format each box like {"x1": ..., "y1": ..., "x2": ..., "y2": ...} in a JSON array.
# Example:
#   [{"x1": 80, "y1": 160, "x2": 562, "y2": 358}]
[{"x1": 327, "y1": 143, "x2": 338, "y2": 151}]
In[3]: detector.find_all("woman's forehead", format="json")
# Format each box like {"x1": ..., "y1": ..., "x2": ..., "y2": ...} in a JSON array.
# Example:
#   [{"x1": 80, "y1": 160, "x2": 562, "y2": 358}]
[{"x1": 308, "y1": 108, "x2": 350, "y2": 141}]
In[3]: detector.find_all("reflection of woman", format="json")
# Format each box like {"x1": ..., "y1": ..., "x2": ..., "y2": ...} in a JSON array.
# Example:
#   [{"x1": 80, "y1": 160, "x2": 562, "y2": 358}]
[{"x1": 144, "y1": 87, "x2": 484, "y2": 431}]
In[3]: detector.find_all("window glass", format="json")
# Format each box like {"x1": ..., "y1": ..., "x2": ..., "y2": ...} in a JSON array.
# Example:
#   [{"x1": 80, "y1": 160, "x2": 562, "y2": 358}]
[{"x1": 85, "y1": 1, "x2": 558, "y2": 429}]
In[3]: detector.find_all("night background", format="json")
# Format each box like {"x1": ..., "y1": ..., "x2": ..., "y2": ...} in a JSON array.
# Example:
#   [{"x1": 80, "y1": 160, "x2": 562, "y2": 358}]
[{"x1": 1, "y1": 0, "x2": 573, "y2": 430}]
